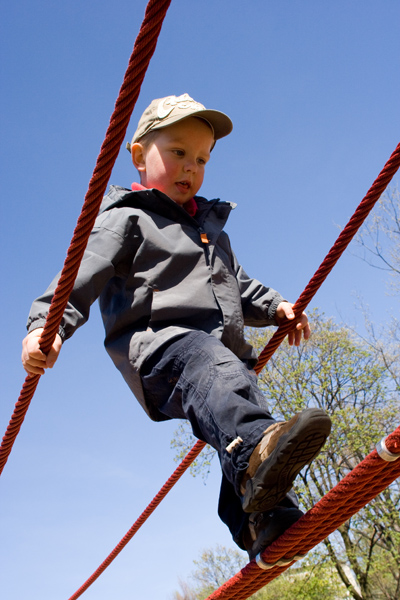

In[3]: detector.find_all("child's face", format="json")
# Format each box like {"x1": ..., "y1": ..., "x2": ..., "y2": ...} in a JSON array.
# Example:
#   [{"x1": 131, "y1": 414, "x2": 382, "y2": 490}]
[{"x1": 133, "y1": 117, "x2": 214, "y2": 205}]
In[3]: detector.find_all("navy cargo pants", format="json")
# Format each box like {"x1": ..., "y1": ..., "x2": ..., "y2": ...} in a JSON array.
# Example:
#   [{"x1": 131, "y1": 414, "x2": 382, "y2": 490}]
[{"x1": 140, "y1": 330, "x2": 298, "y2": 548}]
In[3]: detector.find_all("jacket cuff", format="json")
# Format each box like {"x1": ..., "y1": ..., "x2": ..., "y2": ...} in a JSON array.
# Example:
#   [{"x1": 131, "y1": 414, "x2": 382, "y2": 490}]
[
  {"x1": 267, "y1": 295, "x2": 285, "y2": 325},
  {"x1": 27, "y1": 319, "x2": 66, "y2": 342}
]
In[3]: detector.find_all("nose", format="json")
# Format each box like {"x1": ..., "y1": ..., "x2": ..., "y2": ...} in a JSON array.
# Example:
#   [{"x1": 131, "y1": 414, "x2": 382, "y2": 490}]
[{"x1": 183, "y1": 157, "x2": 197, "y2": 173}]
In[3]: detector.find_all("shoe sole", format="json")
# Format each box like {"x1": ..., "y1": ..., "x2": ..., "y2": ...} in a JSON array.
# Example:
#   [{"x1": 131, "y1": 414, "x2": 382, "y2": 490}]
[{"x1": 241, "y1": 408, "x2": 331, "y2": 513}]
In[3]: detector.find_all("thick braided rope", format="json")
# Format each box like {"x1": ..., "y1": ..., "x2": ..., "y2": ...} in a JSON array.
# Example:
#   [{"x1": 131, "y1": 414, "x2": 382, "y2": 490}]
[
  {"x1": 0, "y1": 0, "x2": 172, "y2": 477},
  {"x1": 206, "y1": 426, "x2": 400, "y2": 600},
  {"x1": 255, "y1": 141, "x2": 400, "y2": 374},
  {"x1": 67, "y1": 440, "x2": 205, "y2": 600}
]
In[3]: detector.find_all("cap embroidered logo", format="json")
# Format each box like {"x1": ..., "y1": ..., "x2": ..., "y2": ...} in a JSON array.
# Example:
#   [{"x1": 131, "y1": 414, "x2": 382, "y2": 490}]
[{"x1": 157, "y1": 94, "x2": 205, "y2": 120}]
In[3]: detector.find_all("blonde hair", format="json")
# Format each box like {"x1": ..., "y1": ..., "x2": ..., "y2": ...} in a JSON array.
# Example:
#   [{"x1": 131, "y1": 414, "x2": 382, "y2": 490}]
[
  {"x1": 132, "y1": 130, "x2": 160, "y2": 183},
  {"x1": 137, "y1": 129, "x2": 161, "y2": 149}
]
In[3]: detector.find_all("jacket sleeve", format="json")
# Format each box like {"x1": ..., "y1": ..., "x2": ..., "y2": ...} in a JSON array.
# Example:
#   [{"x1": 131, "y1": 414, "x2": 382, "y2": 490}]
[
  {"x1": 27, "y1": 209, "x2": 139, "y2": 341},
  {"x1": 232, "y1": 251, "x2": 285, "y2": 327}
]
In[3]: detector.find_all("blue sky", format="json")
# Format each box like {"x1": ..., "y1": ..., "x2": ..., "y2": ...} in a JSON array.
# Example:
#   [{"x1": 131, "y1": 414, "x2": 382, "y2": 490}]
[{"x1": 1, "y1": 1, "x2": 399, "y2": 599}]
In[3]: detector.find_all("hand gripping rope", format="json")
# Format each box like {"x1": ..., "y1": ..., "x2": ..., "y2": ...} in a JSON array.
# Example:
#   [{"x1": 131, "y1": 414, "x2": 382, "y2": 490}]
[
  {"x1": 0, "y1": 0, "x2": 172, "y2": 477},
  {"x1": 0, "y1": 0, "x2": 399, "y2": 597}
]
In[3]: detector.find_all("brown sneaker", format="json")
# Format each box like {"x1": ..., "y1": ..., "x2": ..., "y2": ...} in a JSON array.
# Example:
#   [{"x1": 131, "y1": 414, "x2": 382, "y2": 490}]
[
  {"x1": 241, "y1": 408, "x2": 331, "y2": 513},
  {"x1": 242, "y1": 506, "x2": 304, "y2": 561}
]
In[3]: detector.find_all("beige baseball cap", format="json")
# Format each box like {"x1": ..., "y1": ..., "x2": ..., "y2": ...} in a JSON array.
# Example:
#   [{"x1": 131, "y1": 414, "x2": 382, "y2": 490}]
[{"x1": 126, "y1": 93, "x2": 233, "y2": 152}]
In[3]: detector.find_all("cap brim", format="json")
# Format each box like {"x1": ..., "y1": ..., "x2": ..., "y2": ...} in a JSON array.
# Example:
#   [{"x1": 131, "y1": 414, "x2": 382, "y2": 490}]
[{"x1": 194, "y1": 109, "x2": 233, "y2": 140}]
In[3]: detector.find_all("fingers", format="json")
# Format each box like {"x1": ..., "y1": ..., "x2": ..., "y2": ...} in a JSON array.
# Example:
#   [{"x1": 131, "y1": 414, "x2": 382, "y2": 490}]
[
  {"x1": 288, "y1": 319, "x2": 310, "y2": 346},
  {"x1": 277, "y1": 302, "x2": 295, "y2": 321},
  {"x1": 22, "y1": 329, "x2": 62, "y2": 375},
  {"x1": 22, "y1": 329, "x2": 45, "y2": 375},
  {"x1": 276, "y1": 302, "x2": 310, "y2": 346},
  {"x1": 47, "y1": 334, "x2": 62, "y2": 368},
  {"x1": 287, "y1": 314, "x2": 310, "y2": 346}
]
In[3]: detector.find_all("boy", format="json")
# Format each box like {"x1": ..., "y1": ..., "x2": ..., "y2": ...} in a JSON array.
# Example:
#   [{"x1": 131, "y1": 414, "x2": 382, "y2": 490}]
[{"x1": 22, "y1": 94, "x2": 331, "y2": 561}]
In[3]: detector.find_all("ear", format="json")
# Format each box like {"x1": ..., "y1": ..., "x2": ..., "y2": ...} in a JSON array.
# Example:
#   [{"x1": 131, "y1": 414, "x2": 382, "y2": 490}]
[{"x1": 131, "y1": 142, "x2": 146, "y2": 172}]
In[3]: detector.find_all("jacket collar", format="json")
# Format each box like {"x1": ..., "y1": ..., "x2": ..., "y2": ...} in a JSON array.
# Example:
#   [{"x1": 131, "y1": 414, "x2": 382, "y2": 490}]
[
  {"x1": 100, "y1": 185, "x2": 235, "y2": 228},
  {"x1": 131, "y1": 182, "x2": 198, "y2": 217}
]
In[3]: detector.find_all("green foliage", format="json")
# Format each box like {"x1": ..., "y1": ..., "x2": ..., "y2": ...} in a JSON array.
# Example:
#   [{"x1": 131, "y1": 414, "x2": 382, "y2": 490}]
[{"x1": 251, "y1": 551, "x2": 351, "y2": 599}]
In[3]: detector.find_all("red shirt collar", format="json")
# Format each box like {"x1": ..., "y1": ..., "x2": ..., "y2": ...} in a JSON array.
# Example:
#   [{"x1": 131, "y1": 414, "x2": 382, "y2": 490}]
[{"x1": 131, "y1": 183, "x2": 198, "y2": 217}]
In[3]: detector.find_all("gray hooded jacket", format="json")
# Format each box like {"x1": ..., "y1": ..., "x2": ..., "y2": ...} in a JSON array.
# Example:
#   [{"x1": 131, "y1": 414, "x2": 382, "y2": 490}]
[{"x1": 27, "y1": 185, "x2": 284, "y2": 420}]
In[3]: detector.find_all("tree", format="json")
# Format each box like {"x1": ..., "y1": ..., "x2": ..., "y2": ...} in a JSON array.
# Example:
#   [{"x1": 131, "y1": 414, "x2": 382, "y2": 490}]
[
  {"x1": 171, "y1": 311, "x2": 400, "y2": 599},
  {"x1": 172, "y1": 544, "x2": 351, "y2": 600},
  {"x1": 354, "y1": 185, "x2": 400, "y2": 393},
  {"x1": 171, "y1": 545, "x2": 246, "y2": 600},
  {"x1": 355, "y1": 186, "x2": 400, "y2": 294}
]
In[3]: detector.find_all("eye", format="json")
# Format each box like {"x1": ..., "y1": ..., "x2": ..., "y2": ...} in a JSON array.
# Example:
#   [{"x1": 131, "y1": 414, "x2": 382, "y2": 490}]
[
  {"x1": 197, "y1": 157, "x2": 207, "y2": 166},
  {"x1": 173, "y1": 149, "x2": 185, "y2": 157}
]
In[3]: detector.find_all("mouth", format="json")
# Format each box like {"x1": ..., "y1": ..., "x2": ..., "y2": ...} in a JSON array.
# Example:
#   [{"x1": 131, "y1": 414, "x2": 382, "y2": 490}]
[{"x1": 175, "y1": 180, "x2": 191, "y2": 193}]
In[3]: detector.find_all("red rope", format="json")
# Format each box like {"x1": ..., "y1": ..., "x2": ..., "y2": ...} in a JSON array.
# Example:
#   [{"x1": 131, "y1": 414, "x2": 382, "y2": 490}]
[
  {"x1": 206, "y1": 427, "x2": 400, "y2": 599},
  {"x1": 0, "y1": 0, "x2": 172, "y2": 477},
  {"x1": 67, "y1": 440, "x2": 205, "y2": 600},
  {"x1": 255, "y1": 141, "x2": 400, "y2": 374}
]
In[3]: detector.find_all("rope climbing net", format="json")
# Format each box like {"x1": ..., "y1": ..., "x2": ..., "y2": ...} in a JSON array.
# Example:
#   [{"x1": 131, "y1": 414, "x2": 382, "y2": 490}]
[{"x1": 0, "y1": 1, "x2": 399, "y2": 598}]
